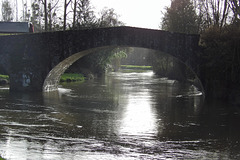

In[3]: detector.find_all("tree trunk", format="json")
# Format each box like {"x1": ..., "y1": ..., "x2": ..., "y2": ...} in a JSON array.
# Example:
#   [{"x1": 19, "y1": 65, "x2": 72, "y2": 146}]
[
  {"x1": 220, "y1": 0, "x2": 228, "y2": 29},
  {"x1": 72, "y1": 0, "x2": 77, "y2": 29},
  {"x1": 48, "y1": 2, "x2": 52, "y2": 31},
  {"x1": 63, "y1": 0, "x2": 72, "y2": 31},
  {"x1": 44, "y1": 0, "x2": 48, "y2": 31},
  {"x1": 63, "y1": 0, "x2": 67, "y2": 31}
]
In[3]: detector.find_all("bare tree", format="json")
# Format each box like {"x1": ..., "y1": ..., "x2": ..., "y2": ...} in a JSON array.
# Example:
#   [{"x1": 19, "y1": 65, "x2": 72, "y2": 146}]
[
  {"x1": 22, "y1": 0, "x2": 31, "y2": 22},
  {"x1": 31, "y1": 0, "x2": 43, "y2": 32},
  {"x1": 40, "y1": 0, "x2": 59, "y2": 31},
  {"x1": 63, "y1": 0, "x2": 72, "y2": 31},
  {"x1": 75, "y1": 0, "x2": 96, "y2": 28},
  {"x1": 1, "y1": 0, "x2": 13, "y2": 22},
  {"x1": 229, "y1": 0, "x2": 240, "y2": 25},
  {"x1": 15, "y1": 0, "x2": 18, "y2": 21},
  {"x1": 97, "y1": 8, "x2": 124, "y2": 27},
  {"x1": 72, "y1": 0, "x2": 77, "y2": 29},
  {"x1": 41, "y1": 0, "x2": 48, "y2": 31},
  {"x1": 209, "y1": 0, "x2": 229, "y2": 28},
  {"x1": 193, "y1": 0, "x2": 230, "y2": 30}
]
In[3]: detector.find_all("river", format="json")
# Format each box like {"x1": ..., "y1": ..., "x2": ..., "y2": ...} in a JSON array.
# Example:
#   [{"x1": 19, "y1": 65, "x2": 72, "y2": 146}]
[{"x1": 0, "y1": 71, "x2": 240, "y2": 160}]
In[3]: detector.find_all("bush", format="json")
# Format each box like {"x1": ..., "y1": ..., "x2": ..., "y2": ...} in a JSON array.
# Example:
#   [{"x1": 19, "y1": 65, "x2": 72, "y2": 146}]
[
  {"x1": 200, "y1": 25, "x2": 240, "y2": 98},
  {"x1": 200, "y1": 25, "x2": 240, "y2": 83}
]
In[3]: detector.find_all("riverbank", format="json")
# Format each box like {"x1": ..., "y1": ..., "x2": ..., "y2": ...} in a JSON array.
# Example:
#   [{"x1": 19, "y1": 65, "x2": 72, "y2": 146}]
[
  {"x1": 0, "y1": 73, "x2": 85, "y2": 86},
  {"x1": 120, "y1": 65, "x2": 152, "y2": 70},
  {"x1": 120, "y1": 65, "x2": 153, "y2": 73},
  {"x1": 60, "y1": 73, "x2": 85, "y2": 82}
]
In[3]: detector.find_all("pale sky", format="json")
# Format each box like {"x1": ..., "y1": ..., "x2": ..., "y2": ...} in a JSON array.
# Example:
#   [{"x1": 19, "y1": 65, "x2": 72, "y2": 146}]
[
  {"x1": 91, "y1": 0, "x2": 171, "y2": 29},
  {"x1": 4, "y1": 0, "x2": 171, "y2": 30}
]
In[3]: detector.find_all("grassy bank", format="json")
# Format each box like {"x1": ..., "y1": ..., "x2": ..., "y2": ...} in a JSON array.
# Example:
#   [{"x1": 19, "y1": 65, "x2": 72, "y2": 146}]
[
  {"x1": 0, "y1": 74, "x2": 85, "y2": 83},
  {"x1": 60, "y1": 73, "x2": 85, "y2": 82},
  {"x1": 0, "y1": 75, "x2": 9, "y2": 81},
  {"x1": 120, "y1": 65, "x2": 152, "y2": 70},
  {"x1": 0, "y1": 33, "x2": 18, "y2": 36}
]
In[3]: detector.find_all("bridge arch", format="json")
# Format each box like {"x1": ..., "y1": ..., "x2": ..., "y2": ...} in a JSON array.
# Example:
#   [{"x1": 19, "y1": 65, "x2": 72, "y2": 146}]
[
  {"x1": 43, "y1": 47, "x2": 110, "y2": 91},
  {"x1": 0, "y1": 26, "x2": 201, "y2": 92}
]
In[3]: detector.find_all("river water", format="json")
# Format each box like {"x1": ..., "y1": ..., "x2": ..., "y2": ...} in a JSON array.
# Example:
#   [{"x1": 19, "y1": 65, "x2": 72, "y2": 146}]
[{"x1": 0, "y1": 71, "x2": 240, "y2": 160}]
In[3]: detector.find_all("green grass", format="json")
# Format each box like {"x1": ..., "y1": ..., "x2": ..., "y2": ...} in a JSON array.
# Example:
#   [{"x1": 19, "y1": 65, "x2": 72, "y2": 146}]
[
  {"x1": 120, "y1": 65, "x2": 153, "y2": 70},
  {"x1": 0, "y1": 73, "x2": 85, "y2": 83},
  {"x1": 60, "y1": 73, "x2": 85, "y2": 82},
  {"x1": 0, "y1": 75, "x2": 9, "y2": 80},
  {"x1": 0, "y1": 155, "x2": 6, "y2": 160},
  {"x1": 121, "y1": 69, "x2": 151, "y2": 73},
  {"x1": 0, "y1": 33, "x2": 9, "y2": 36},
  {"x1": 0, "y1": 33, "x2": 16, "y2": 36}
]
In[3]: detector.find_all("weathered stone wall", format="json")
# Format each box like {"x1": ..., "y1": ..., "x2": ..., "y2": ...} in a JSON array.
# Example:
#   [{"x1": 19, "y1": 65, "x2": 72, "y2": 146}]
[{"x1": 0, "y1": 27, "x2": 201, "y2": 92}]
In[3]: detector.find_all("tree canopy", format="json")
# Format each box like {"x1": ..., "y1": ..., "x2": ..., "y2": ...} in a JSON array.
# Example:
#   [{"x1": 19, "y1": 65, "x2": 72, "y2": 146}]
[{"x1": 161, "y1": 0, "x2": 198, "y2": 34}]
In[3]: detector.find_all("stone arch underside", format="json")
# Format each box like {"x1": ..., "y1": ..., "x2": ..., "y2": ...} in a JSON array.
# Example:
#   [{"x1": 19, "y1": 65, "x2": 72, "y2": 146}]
[
  {"x1": 43, "y1": 46, "x2": 203, "y2": 93},
  {"x1": 43, "y1": 47, "x2": 110, "y2": 91}
]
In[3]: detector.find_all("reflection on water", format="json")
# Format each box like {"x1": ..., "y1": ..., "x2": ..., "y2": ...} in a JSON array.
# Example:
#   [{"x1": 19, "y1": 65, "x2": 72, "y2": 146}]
[
  {"x1": 0, "y1": 71, "x2": 240, "y2": 160},
  {"x1": 120, "y1": 93, "x2": 157, "y2": 136}
]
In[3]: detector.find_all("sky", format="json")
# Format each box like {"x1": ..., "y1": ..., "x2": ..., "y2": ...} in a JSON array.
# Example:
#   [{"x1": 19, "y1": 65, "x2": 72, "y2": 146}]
[
  {"x1": 91, "y1": 0, "x2": 171, "y2": 29},
  {"x1": 3, "y1": 0, "x2": 171, "y2": 30}
]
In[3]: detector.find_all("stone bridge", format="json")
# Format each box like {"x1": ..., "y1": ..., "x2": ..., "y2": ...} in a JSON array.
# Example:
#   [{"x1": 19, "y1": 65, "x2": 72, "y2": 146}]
[{"x1": 0, "y1": 26, "x2": 201, "y2": 92}]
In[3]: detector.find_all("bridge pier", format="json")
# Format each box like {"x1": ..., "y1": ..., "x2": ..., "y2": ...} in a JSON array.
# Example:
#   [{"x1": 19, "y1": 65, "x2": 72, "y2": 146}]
[{"x1": 9, "y1": 70, "x2": 45, "y2": 92}]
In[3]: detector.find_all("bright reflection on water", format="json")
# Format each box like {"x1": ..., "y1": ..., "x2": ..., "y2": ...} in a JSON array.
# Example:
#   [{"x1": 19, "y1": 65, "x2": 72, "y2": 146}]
[
  {"x1": 120, "y1": 93, "x2": 157, "y2": 136},
  {"x1": 0, "y1": 71, "x2": 240, "y2": 160}
]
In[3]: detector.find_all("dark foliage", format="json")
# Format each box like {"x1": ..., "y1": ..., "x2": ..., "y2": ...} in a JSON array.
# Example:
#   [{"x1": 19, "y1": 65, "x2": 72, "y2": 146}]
[{"x1": 200, "y1": 25, "x2": 240, "y2": 98}]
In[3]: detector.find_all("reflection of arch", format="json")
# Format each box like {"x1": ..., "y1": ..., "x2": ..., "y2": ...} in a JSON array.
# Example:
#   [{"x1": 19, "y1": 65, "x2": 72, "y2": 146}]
[
  {"x1": 151, "y1": 49, "x2": 204, "y2": 91},
  {"x1": 43, "y1": 47, "x2": 105, "y2": 91}
]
